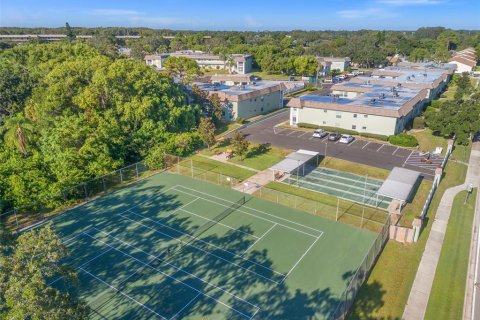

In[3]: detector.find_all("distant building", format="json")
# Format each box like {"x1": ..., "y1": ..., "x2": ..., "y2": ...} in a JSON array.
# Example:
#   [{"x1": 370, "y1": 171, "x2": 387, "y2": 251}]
[
  {"x1": 193, "y1": 75, "x2": 285, "y2": 120},
  {"x1": 448, "y1": 48, "x2": 477, "y2": 73},
  {"x1": 316, "y1": 57, "x2": 351, "y2": 74},
  {"x1": 144, "y1": 51, "x2": 252, "y2": 74}
]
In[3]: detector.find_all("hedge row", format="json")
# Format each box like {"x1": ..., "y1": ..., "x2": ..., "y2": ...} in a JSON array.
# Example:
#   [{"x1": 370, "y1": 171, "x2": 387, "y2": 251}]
[
  {"x1": 388, "y1": 133, "x2": 418, "y2": 147},
  {"x1": 297, "y1": 123, "x2": 359, "y2": 135},
  {"x1": 359, "y1": 133, "x2": 389, "y2": 141}
]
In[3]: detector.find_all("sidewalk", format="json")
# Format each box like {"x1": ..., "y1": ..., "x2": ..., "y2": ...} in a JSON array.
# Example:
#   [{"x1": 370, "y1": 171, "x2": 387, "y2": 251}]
[{"x1": 464, "y1": 142, "x2": 480, "y2": 320}]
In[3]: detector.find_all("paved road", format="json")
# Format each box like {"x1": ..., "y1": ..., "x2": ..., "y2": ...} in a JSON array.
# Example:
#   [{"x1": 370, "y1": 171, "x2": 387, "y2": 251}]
[{"x1": 229, "y1": 110, "x2": 438, "y2": 180}]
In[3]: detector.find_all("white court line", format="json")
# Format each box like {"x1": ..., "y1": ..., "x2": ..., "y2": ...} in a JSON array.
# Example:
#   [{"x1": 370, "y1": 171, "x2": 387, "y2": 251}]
[
  {"x1": 118, "y1": 213, "x2": 284, "y2": 284},
  {"x1": 174, "y1": 185, "x2": 324, "y2": 236},
  {"x1": 281, "y1": 235, "x2": 323, "y2": 283},
  {"x1": 159, "y1": 197, "x2": 200, "y2": 223},
  {"x1": 49, "y1": 244, "x2": 113, "y2": 286},
  {"x1": 377, "y1": 144, "x2": 385, "y2": 152},
  {"x1": 174, "y1": 187, "x2": 318, "y2": 238},
  {"x1": 179, "y1": 208, "x2": 260, "y2": 239},
  {"x1": 82, "y1": 233, "x2": 257, "y2": 319},
  {"x1": 242, "y1": 223, "x2": 277, "y2": 256},
  {"x1": 126, "y1": 210, "x2": 282, "y2": 276},
  {"x1": 89, "y1": 227, "x2": 259, "y2": 311},
  {"x1": 170, "y1": 293, "x2": 201, "y2": 320},
  {"x1": 79, "y1": 267, "x2": 168, "y2": 320},
  {"x1": 392, "y1": 147, "x2": 399, "y2": 156},
  {"x1": 362, "y1": 141, "x2": 370, "y2": 149}
]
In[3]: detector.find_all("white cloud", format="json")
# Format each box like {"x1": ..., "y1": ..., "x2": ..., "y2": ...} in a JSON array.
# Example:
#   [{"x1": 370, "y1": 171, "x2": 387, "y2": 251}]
[
  {"x1": 337, "y1": 8, "x2": 396, "y2": 19},
  {"x1": 92, "y1": 9, "x2": 141, "y2": 16},
  {"x1": 377, "y1": 0, "x2": 445, "y2": 5},
  {"x1": 244, "y1": 15, "x2": 261, "y2": 28}
]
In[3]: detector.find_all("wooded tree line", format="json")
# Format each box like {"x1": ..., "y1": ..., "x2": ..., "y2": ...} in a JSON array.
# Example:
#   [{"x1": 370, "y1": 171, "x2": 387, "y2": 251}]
[
  {"x1": 0, "y1": 42, "x2": 204, "y2": 212},
  {"x1": 1, "y1": 27, "x2": 479, "y2": 74}
]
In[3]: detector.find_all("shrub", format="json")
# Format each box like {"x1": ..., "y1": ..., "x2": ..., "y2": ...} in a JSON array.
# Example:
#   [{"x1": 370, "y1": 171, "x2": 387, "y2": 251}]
[
  {"x1": 412, "y1": 117, "x2": 426, "y2": 129},
  {"x1": 236, "y1": 117, "x2": 246, "y2": 124},
  {"x1": 359, "y1": 133, "x2": 389, "y2": 141},
  {"x1": 430, "y1": 100, "x2": 441, "y2": 109},
  {"x1": 388, "y1": 134, "x2": 418, "y2": 147},
  {"x1": 296, "y1": 123, "x2": 359, "y2": 135}
]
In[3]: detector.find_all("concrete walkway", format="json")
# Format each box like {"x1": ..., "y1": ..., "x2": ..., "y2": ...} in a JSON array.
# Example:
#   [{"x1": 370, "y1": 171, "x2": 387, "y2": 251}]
[
  {"x1": 403, "y1": 184, "x2": 465, "y2": 320},
  {"x1": 463, "y1": 142, "x2": 480, "y2": 320}
]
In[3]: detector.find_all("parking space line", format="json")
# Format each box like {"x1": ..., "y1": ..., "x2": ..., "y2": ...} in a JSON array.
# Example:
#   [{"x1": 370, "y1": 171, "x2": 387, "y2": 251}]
[
  {"x1": 297, "y1": 131, "x2": 308, "y2": 138},
  {"x1": 402, "y1": 150, "x2": 414, "y2": 167},
  {"x1": 392, "y1": 147, "x2": 399, "y2": 155},
  {"x1": 286, "y1": 130, "x2": 295, "y2": 136},
  {"x1": 377, "y1": 144, "x2": 385, "y2": 152},
  {"x1": 362, "y1": 141, "x2": 370, "y2": 149}
]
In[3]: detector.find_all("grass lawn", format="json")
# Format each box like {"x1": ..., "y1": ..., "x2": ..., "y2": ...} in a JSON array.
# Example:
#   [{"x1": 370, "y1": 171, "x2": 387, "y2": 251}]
[
  {"x1": 214, "y1": 122, "x2": 242, "y2": 138},
  {"x1": 399, "y1": 179, "x2": 433, "y2": 227},
  {"x1": 348, "y1": 160, "x2": 468, "y2": 319},
  {"x1": 425, "y1": 189, "x2": 477, "y2": 320},
  {"x1": 439, "y1": 83, "x2": 457, "y2": 102},
  {"x1": 184, "y1": 155, "x2": 256, "y2": 180},
  {"x1": 201, "y1": 68, "x2": 230, "y2": 75},
  {"x1": 250, "y1": 71, "x2": 293, "y2": 81},
  {"x1": 322, "y1": 157, "x2": 390, "y2": 180},
  {"x1": 409, "y1": 128, "x2": 471, "y2": 163},
  {"x1": 229, "y1": 144, "x2": 291, "y2": 171}
]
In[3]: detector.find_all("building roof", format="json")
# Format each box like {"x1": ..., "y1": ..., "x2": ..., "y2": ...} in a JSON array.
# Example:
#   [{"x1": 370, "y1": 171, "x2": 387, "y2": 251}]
[
  {"x1": 317, "y1": 56, "x2": 351, "y2": 63},
  {"x1": 193, "y1": 80, "x2": 286, "y2": 102},
  {"x1": 350, "y1": 70, "x2": 446, "y2": 90},
  {"x1": 288, "y1": 84, "x2": 427, "y2": 118},
  {"x1": 270, "y1": 150, "x2": 319, "y2": 173},
  {"x1": 448, "y1": 56, "x2": 477, "y2": 68},
  {"x1": 144, "y1": 54, "x2": 169, "y2": 60},
  {"x1": 210, "y1": 74, "x2": 254, "y2": 83},
  {"x1": 396, "y1": 61, "x2": 457, "y2": 74},
  {"x1": 376, "y1": 167, "x2": 421, "y2": 201}
]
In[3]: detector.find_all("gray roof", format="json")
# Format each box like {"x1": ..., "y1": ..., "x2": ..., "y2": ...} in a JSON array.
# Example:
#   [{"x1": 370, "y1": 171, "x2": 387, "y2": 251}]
[
  {"x1": 270, "y1": 149, "x2": 319, "y2": 173},
  {"x1": 376, "y1": 167, "x2": 421, "y2": 201}
]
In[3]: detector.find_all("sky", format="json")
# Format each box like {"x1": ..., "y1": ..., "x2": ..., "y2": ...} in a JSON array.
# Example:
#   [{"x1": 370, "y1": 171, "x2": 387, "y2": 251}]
[{"x1": 1, "y1": 0, "x2": 479, "y2": 31}]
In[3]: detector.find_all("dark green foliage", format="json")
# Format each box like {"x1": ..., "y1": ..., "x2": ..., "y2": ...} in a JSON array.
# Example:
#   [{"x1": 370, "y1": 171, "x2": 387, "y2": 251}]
[
  {"x1": 296, "y1": 123, "x2": 359, "y2": 135},
  {"x1": 388, "y1": 134, "x2": 419, "y2": 147},
  {"x1": 0, "y1": 42, "x2": 201, "y2": 211},
  {"x1": 412, "y1": 117, "x2": 426, "y2": 130},
  {"x1": 359, "y1": 133, "x2": 389, "y2": 141}
]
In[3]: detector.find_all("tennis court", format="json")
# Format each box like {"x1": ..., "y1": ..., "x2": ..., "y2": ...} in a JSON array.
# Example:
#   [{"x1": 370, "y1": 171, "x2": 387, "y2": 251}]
[
  {"x1": 289, "y1": 167, "x2": 393, "y2": 209},
  {"x1": 43, "y1": 172, "x2": 376, "y2": 319}
]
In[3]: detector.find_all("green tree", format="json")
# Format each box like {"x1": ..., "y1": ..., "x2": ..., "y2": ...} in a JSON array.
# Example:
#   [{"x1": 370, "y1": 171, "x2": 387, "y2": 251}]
[
  {"x1": 0, "y1": 58, "x2": 35, "y2": 116},
  {"x1": 454, "y1": 72, "x2": 472, "y2": 100},
  {"x1": 0, "y1": 224, "x2": 89, "y2": 319},
  {"x1": 198, "y1": 117, "x2": 216, "y2": 149},
  {"x1": 293, "y1": 56, "x2": 318, "y2": 77},
  {"x1": 163, "y1": 56, "x2": 201, "y2": 83},
  {"x1": 232, "y1": 131, "x2": 249, "y2": 160},
  {"x1": 209, "y1": 93, "x2": 223, "y2": 124},
  {"x1": 65, "y1": 22, "x2": 76, "y2": 42},
  {"x1": 1, "y1": 113, "x2": 34, "y2": 156},
  {"x1": 409, "y1": 48, "x2": 431, "y2": 62}
]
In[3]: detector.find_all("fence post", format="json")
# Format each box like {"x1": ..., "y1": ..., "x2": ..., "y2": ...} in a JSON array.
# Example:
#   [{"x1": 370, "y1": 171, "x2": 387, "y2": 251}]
[
  {"x1": 191, "y1": 159, "x2": 194, "y2": 177},
  {"x1": 120, "y1": 169, "x2": 124, "y2": 183},
  {"x1": 83, "y1": 183, "x2": 88, "y2": 200},
  {"x1": 14, "y1": 208, "x2": 19, "y2": 231},
  {"x1": 102, "y1": 177, "x2": 106, "y2": 192},
  {"x1": 135, "y1": 163, "x2": 139, "y2": 178}
]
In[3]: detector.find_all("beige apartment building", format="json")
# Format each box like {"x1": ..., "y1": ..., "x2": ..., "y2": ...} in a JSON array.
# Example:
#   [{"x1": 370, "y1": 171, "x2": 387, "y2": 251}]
[
  {"x1": 145, "y1": 51, "x2": 252, "y2": 74},
  {"x1": 193, "y1": 76, "x2": 285, "y2": 120}
]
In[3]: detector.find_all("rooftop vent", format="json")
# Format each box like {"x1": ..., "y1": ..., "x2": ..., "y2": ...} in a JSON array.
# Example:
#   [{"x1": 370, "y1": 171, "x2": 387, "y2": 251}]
[{"x1": 370, "y1": 98, "x2": 376, "y2": 105}]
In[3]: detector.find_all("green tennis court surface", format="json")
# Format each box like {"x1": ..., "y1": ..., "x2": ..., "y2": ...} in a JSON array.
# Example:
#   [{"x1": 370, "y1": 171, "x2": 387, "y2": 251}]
[
  {"x1": 290, "y1": 167, "x2": 393, "y2": 209},
  {"x1": 45, "y1": 172, "x2": 376, "y2": 319}
]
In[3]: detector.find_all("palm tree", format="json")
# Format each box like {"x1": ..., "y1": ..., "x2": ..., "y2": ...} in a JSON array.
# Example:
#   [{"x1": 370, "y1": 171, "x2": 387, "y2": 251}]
[
  {"x1": 1, "y1": 113, "x2": 34, "y2": 156},
  {"x1": 226, "y1": 56, "x2": 236, "y2": 74}
]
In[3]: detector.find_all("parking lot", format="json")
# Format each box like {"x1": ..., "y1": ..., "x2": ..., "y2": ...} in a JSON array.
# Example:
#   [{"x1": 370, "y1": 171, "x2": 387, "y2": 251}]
[{"x1": 231, "y1": 111, "x2": 442, "y2": 180}]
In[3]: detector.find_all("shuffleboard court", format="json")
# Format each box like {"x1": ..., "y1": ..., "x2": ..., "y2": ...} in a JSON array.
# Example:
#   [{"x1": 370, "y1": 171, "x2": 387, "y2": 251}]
[{"x1": 43, "y1": 172, "x2": 376, "y2": 319}]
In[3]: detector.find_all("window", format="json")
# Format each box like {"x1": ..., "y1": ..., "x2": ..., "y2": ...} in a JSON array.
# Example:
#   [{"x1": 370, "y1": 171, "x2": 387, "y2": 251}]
[
  {"x1": 336, "y1": 115, "x2": 342, "y2": 119},
  {"x1": 352, "y1": 125, "x2": 357, "y2": 130},
  {"x1": 261, "y1": 96, "x2": 264, "y2": 102},
  {"x1": 353, "y1": 114, "x2": 357, "y2": 118},
  {"x1": 362, "y1": 126, "x2": 367, "y2": 130},
  {"x1": 261, "y1": 107, "x2": 264, "y2": 112},
  {"x1": 324, "y1": 109, "x2": 327, "y2": 113},
  {"x1": 292, "y1": 117, "x2": 297, "y2": 124},
  {"x1": 323, "y1": 121, "x2": 326, "y2": 125},
  {"x1": 364, "y1": 114, "x2": 368, "y2": 118}
]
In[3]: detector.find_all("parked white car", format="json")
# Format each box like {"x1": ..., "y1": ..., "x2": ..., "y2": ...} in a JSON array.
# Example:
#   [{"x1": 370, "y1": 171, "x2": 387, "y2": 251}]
[
  {"x1": 339, "y1": 134, "x2": 354, "y2": 144},
  {"x1": 312, "y1": 129, "x2": 328, "y2": 138}
]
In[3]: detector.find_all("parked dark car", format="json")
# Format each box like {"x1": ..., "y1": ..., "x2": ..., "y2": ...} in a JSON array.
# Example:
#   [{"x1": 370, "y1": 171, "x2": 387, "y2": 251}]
[{"x1": 328, "y1": 132, "x2": 341, "y2": 141}]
